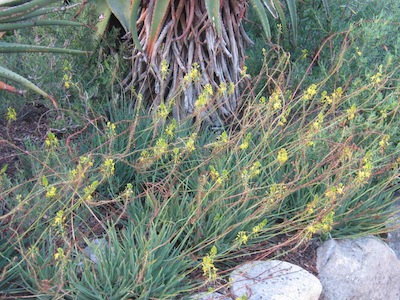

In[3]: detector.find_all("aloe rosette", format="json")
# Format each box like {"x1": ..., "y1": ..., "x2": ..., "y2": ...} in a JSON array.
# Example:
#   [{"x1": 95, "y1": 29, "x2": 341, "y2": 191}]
[{"x1": 0, "y1": 0, "x2": 89, "y2": 108}]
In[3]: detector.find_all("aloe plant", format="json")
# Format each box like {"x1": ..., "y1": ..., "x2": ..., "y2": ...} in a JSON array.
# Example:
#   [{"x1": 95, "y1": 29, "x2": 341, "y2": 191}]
[
  {"x1": 95, "y1": 0, "x2": 297, "y2": 124},
  {"x1": 0, "y1": 0, "x2": 89, "y2": 108}
]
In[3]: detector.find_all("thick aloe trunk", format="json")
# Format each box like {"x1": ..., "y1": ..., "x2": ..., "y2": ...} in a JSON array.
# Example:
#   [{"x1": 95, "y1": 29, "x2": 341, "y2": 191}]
[{"x1": 122, "y1": 0, "x2": 252, "y2": 125}]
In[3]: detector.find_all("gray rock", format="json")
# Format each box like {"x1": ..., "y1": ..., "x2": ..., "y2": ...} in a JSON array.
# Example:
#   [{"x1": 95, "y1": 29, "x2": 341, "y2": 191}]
[
  {"x1": 229, "y1": 260, "x2": 322, "y2": 300},
  {"x1": 387, "y1": 198, "x2": 400, "y2": 259},
  {"x1": 317, "y1": 236, "x2": 400, "y2": 300},
  {"x1": 83, "y1": 238, "x2": 108, "y2": 264},
  {"x1": 190, "y1": 291, "x2": 231, "y2": 300},
  {"x1": 388, "y1": 227, "x2": 400, "y2": 259}
]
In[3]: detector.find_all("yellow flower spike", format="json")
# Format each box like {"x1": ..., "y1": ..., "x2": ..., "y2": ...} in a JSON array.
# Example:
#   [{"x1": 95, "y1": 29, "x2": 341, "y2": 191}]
[
  {"x1": 252, "y1": 226, "x2": 260, "y2": 235},
  {"x1": 106, "y1": 122, "x2": 116, "y2": 137},
  {"x1": 69, "y1": 168, "x2": 78, "y2": 180},
  {"x1": 269, "y1": 89, "x2": 282, "y2": 111},
  {"x1": 202, "y1": 246, "x2": 218, "y2": 281},
  {"x1": 45, "y1": 132, "x2": 59, "y2": 149},
  {"x1": 371, "y1": 72, "x2": 383, "y2": 84},
  {"x1": 278, "y1": 109, "x2": 290, "y2": 127},
  {"x1": 83, "y1": 180, "x2": 99, "y2": 201},
  {"x1": 54, "y1": 247, "x2": 65, "y2": 261},
  {"x1": 305, "y1": 195, "x2": 319, "y2": 215},
  {"x1": 157, "y1": 102, "x2": 170, "y2": 119},
  {"x1": 124, "y1": 183, "x2": 134, "y2": 199},
  {"x1": 320, "y1": 211, "x2": 335, "y2": 234},
  {"x1": 241, "y1": 169, "x2": 249, "y2": 182},
  {"x1": 331, "y1": 87, "x2": 343, "y2": 103},
  {"x1": 63, "y1": 74, "x2": 71, "y2": 89},
  {"x1": 79, "y1": 155, "x2": 93, "y2": 167},
  {"x1": 46, "y1": 186, "x2": 57, "y2": 199},
  {"x1": 325, "y1": 186, "x2": 339, "y2": 201},
  {"x1": 357, "y1": 155, "x2": 373, "y2": 184},
  {"x1": 217, "y1": 82, "x2": 227, "y2": 95},
  {"x1": 210, "y1": 245, "x2": 217, "y2": 257},
  {"x1": 278, "y1": 116, "x2": 287, "y2": 127},
  {"x1": 236, "y1": 231, "x2": 249, "y2": 245},
  {"x1": 379, "y1": 135, "x2": 390, "y2": 149},
  {"x1": 346, "y1": 104, "x2": 357, "y2": 121},
  {"x1": 380, "y1": 109, "x2": 387, "y2": 119},
  {"x1": 336, "y1": 183, "x2": 344, "y2": 195},
  {"x1": 63, "y1": 62, "x2": 69, "y2": 72},
  {"x1": 221, "y1": 169, "x2": 228, "y2": 181},
  {"x1": 301, "y1": 49, "x2": 309, "y2": 59},
  {"x1": 268, "y1": 183, "x2": 287, "y2": 202},
  {"x1": 302, "y1": 84, "x2": 317, "y2": 101},
  {"x1": 165, "y1": 120, "x2": 177, "y2": 138},
  {"x1": 252, "y1": 220, "x2": 267, "y2": 236},
  {"x1": 6, "y1": 107, "x2": 17, "y2": 122},
  {"x1": 195, "y1": 85, "x2": 213, "y2": 110},
  {"x1": 62, "y1": 62, "x2": 73, "y2": 89},
  {"x1": 160, "y1": 60, "x2": 169, "y2": 80},
  {"x1": 173, "y1": 147, "x2": 180, "y2": 156},
  {"x1": 219, "y1": 131, "x2": 229, "y2": 143},
  {"x1": 204, "y1": 83, "x2": 213, "y2": 96},
  {"x1": 313, "y1": 112, "x2": 324, "y2": 131},
  {"x1": 209, "y1": 166, "x2": 220, "y2": 182},
  {"x1": 241, "y1": 140, "x2": 250, "y2": 150},
  {"x1": 240, "y1": 133, "x2": 251, "y2": 150},
  {"x1": 321, "y1": 91, "x2": 331, "y2": 105},
  {"x1": 306, "y1": 203, "x2": 315, "y2": 215},
  {"x1": 154, "y1": 138, "x2": 168, "y2": 156},
  {"x1": 277, "y1": 148, "x2": 288, "y2": 165},
  {"x1": 262, "y1": 48, "x2": 267, "y2": 57},
  {"x1": 101, "y1": 158, "x2": 115, "y2": 177},
  {"x1": 185, "y1": 134, "x2": 196, "y2": 152},
  {"x1": 240, "y1": 66, "x2": 248, "y2": 77},
  {"x1": 307, "y1": 224, "x2": 318, "y2": 234},
  {"x1": 184, "y1": 63, "x2": 201, "y2": 84},
  {"x1": 69, "y1": 155, "x2": 94, "y2": 181},
  {"x1": 277, "y1": 23, "x2": 283, "y2": 34},
  {"x1": 28, "y1": 246, "x2": 38, "y2": 259},
  {"x1": 249, "y1": 161, "x2": 262, "y2": 178},
  {"x1": 53, "y1": 210, "x2": 66, "y2": 227},
  {"x1": 140, "y1": 150, "x2": 150, "y2": 160},
  {"x1": 209, "y1": 167, "x2": 227, "y2": 186},
  {"x1": 363, "y1": 151, "x2": 372, "y2": 164},
  {"x1": 342, "y1": 146, "x2": 353, "y2": 161},
  {"x1": 228, "y1": 82, "x2": 235, "y2": 95}
]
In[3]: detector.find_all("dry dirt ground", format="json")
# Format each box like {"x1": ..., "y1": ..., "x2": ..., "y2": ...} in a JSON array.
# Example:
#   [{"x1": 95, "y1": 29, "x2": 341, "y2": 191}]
[{"x1": 0, "y1": 103, "x2": 49, "y2": 176}]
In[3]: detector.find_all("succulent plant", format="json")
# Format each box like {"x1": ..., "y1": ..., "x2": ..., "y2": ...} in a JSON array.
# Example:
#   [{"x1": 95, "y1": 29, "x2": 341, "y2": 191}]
[
  {"x1": 95, "y1": 0, "x2": 298, "y2": 123},
  {"x1": 0, "y1": 0, "x2": 90, "y2": 108}
]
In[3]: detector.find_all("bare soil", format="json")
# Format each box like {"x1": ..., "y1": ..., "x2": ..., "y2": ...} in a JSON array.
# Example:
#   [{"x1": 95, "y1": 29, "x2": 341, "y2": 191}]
[{"x1": 0, "y1": 103, "x2": 49, "y2": 176}]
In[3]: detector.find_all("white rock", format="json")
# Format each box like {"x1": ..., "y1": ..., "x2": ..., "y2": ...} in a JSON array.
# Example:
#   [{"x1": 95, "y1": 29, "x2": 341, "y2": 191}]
[
  {"x1": 190, "y1": 291, "x2": 231, "y2": 300},
  {"x1": 230, "y1": 260, "x2": 322, "y2": 300},
  {"x1": 317, "y1": 236, "x2": 400, "y2": 300}
]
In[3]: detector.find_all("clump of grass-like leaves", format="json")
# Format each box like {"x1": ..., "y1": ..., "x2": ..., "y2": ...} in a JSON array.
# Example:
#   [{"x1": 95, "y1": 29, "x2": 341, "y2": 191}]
[{"x1": 1, "y1": 25, "x2": 400, "y2": 300}]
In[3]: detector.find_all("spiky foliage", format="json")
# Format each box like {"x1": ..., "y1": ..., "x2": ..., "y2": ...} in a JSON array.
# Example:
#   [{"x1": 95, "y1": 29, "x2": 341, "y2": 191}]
[
  {"x1": 0, "y1": 0, "x2": 89, "y2": 108},
  {"x1": 98, "y1": 0, "x2": 297, "y2": 125}
]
